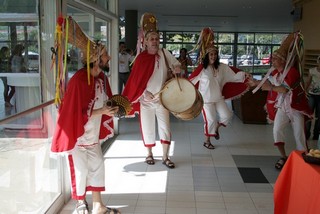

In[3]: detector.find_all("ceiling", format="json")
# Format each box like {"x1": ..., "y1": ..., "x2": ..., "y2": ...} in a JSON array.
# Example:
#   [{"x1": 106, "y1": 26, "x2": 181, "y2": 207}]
[{"x1": 119, "y1": 0, "x2": 295, "y2": 33}]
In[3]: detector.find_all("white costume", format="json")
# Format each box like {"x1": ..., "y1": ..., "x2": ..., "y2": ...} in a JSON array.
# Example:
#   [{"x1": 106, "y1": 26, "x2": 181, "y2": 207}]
[
  {"x1": 140, "y1": 49, "x2": 180, "y2": 146},
  {"x1": 68, "y1": 79, "x2": 107, "y2": 199},
  {"x1": 190, "y1": 63, "x2": 246, "y2": 136},
  {"x1": 268, "y1": 67, "x2": 311, "y2": 150}
]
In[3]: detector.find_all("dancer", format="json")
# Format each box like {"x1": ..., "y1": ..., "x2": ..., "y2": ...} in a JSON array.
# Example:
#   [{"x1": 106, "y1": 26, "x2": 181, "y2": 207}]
[
  {"x1": 189, "y1": 27, "x2": 250, "y2": 149},
  {"x1": 249, "y1": 32, "x2": 312, "y2": 169}
]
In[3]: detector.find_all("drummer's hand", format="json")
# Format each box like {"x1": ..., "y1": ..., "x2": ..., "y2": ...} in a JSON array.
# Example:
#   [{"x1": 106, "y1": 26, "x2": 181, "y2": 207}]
[
  {"x1": 101, "y1": 105, "x2": 119, "y2": 117},
  {"x1": 144, "y1": 90, "x2": 154, "y2": 101}
]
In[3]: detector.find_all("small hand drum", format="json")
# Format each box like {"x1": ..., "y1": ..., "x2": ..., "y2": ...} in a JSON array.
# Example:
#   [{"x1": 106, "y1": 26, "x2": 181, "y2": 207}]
[{"x1": 106, "y1": 95, "x2": 132, "y2": 118}]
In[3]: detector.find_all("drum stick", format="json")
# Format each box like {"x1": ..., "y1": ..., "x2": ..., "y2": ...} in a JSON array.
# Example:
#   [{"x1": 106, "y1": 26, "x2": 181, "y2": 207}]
[
  {"x1": 154, "y1": 86, "x2": 168, "y2": 97},
  {"x1": 175, "y1": 74, "x2": 182, "y2": 92}
]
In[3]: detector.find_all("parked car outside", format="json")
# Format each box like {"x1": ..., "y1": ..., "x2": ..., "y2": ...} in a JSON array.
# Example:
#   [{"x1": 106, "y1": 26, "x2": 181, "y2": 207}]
[
  {"x1": 239, "y1": 54, "x2": 260, "y2": 65},
  {"x1": 22, "y1": 51, "x2": 39, "y2": 71},
  {"x1": 220, "y1": 55, "x2": 233, "y2": 66},
  {"x1": 262, "y1": 55, "x2": 271, "y2": 64},
  {"x1": 188, "y1": 52, "x2": 198, "y2": 65}
]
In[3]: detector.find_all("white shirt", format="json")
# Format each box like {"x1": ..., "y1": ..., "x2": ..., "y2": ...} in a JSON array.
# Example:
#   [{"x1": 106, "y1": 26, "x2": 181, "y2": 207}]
[
  {"x1": 308, "y1": 67, "x2": 320, "y2": 95},
  {"x1": 119, "y1": 52, "x2": 134, "y2": 73},
  {"x1": 191, "y1": 63, "x2": 245, "y2": 103},
  {"x1": 141, "y1": 48, "x2": 180, "y2": 106}
]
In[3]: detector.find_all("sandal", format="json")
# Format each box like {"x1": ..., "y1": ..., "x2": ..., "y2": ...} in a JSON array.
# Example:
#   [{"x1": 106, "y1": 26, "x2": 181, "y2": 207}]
[
  {"x1": 145, "y1": 155, "x2": 155, "y2": 165},
  {"x1": 162, "y1": 158, "x2": 175, "y2": 169},
  {"x1": 214, "y1": 130, "x2": 220, "y2": 140},
  {"x1": 275, "y1": 157, "x2": 287, "y2": 170},
  {"x1": 75, "y1": 200, "x2": 89, "y2": 214},
  {"x1": 105, "y1": 207, "x2": 121, "y2": 214},
  {"x1": 92, "y1": 207, "x2": 121, "y2": 214},
  {"x1": 203, "y1": 142, "x2": 215, "y2": 149}
]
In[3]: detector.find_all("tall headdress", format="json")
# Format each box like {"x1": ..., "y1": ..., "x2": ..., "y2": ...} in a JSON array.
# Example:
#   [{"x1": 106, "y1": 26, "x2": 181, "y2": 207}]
[
  {"x1": 272, "y1": 33, "x2": 295, "y2": 61},
  {"x1": 252, "y1": 31, "x2": 304, "y2": 94},
  {"x1": 272, "y1": 32, "x2": 304, "y2": 82},
  {"x1": 141, "y1": 12, "x2": 158, "y2": 36},
  {"x1": 52, "y1": 16, "x2": 106, "y2": 105},
  {"x1": 190, "y1": 27, "x2": 217, "y2": 63},
  {"x1": 136, "y1": 12, "x2": 159, "y2": 56}
]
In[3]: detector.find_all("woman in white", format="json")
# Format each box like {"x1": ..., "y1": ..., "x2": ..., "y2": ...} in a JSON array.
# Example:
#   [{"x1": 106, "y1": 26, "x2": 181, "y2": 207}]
[{"x1": 190, "y1": 46, "x2": 248, "y2": 149}]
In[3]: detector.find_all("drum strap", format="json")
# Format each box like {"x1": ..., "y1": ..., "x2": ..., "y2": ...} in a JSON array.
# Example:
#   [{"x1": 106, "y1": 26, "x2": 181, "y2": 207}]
[{"x1": 162, "y1": 48, "x2": 173, "y2": 80}]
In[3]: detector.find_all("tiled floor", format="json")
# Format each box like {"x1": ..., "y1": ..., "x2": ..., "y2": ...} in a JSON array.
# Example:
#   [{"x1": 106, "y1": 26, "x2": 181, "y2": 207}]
[{"x1": 59, "y1": 106, "x2": 316, "y2": 214}]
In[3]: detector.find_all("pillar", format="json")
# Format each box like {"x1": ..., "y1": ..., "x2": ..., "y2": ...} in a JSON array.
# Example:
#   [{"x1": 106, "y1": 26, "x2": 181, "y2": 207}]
[{"x1": 125, "y1": 10, "x2": 138, "y2": 51}]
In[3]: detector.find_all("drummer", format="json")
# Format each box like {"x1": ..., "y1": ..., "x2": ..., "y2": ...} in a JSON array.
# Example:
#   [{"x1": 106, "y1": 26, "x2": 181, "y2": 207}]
[{"x1": 122, "y1": 12, "x2": 181, "y2": 168}]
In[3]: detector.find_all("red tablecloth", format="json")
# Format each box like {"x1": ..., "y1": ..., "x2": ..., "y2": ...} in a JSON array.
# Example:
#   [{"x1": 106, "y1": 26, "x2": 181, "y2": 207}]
[{"x1": 274, "y1": 150, "x2": 320, "y2": 214}]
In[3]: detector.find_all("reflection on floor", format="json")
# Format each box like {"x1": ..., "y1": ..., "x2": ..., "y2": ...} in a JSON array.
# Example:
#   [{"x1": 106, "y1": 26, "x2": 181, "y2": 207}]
[
  {"x1": 59, "y1": 111, "x2": 318, "y2": 214},
  {"x1": 0, "y1": 138, "x2": 60, "y2": 213}
]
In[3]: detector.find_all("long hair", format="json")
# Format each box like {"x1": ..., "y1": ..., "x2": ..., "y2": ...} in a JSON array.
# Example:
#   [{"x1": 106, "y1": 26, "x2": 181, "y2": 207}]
[{"x1": 202, "y1": 52, "x2": 220, "y2": 69}]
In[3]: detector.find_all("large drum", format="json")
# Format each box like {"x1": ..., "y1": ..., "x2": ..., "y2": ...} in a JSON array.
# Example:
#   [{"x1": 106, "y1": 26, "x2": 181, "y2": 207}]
[{"x1": 159, "y1": 77, "x2": 203, "y2": 120}]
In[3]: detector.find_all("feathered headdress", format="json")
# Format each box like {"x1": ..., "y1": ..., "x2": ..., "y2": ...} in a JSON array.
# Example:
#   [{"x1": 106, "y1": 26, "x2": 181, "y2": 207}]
[
  {"x1": 190, "y1": 27, "x2": 217, "y2": 63},
  {"x1": 52, "y1": 16, "x2": 106, "y2": 105}
]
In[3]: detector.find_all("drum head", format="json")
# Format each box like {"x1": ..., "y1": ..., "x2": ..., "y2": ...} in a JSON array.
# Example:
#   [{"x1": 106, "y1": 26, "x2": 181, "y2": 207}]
[{"x1": 160, "y1": 78, "x2": 196, "y2": 113}]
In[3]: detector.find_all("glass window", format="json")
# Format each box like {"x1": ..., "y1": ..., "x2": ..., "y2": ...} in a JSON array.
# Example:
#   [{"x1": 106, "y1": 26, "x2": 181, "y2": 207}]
[
  {"x1": 95, "y1": 18, "x2": 109, "y2": 43},
  {"x1": 181, "y1": 32, "x2": 199, "y2": 43},
  {"x1": 273, "y1": 33, "x2": 288, "y2": 44},
  {"x1": 166, "y1": 44, "x2": 182, "y2": 57},
  {"x1": 77, "y1": 0, "x2": 109, "y2": 10},
  {"x1": 158, "y1": 31, "x2": 289, "y2": 74},
  {"x1": 238, "y1": 33, "x2": 254, "y2": 43},
  {"x1": 165, "y1": 32, "x2": 183, "y2": 43},
  {"x1": 219, "y1": 45, "x2": 235, "y2": 66},
  {"x1": 255, "y1": 33, "x2": 272, "y2": 44},
  {"x1": 0, "y1": 19, "x2": 41, "y2": 126},
  {"x1": 0, "y1": 1, "x2": 61, "y2": 214},
  {"x1": 218, "y1": 33, "x2": 235, "y2": 43},
  {"x1": 237, "y1": 45, "x2": 261, "y2": 72},
  {"x1": 3, "y1": 0, "x2": 37, "y2": 13},
  {"x1": 258, "y1": 45, "x2": 272, "y2": 65}
]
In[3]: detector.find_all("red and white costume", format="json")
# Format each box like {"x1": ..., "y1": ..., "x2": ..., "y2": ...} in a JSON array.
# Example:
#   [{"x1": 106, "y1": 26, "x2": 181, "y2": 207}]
[
  {"x1": 122, "y1": 49, "x2": 180, "y2": 147},
  {"x1": 51, "y1": 68, "x2": 114, "y2": 200},
  {"x1": 189, "y1": 64, "x2": 248, "y2": 137},
  {"x1": 266, "y1": 67, "x2": 312, "y2": 150}
]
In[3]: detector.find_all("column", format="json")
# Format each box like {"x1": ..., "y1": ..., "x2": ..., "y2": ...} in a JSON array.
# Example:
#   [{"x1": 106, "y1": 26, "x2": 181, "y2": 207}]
[{"x1": 125, "y1": 10, "x2": 138, "y2": 51}]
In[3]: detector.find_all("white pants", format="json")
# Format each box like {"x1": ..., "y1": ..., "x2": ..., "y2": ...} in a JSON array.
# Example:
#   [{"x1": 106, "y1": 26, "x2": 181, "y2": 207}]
[
  {"x1": 273, "y1": 108, "x2": 306, "y2": 150},
  {"x1": 67, "y1": 143, "x2": 105, "y2": 200},
  {"x1": 202, "y1": 101, "x2": 232, "y2": 136},
  {"x1": 140, "y1": 101, "x2": 171, "y2": 147}
]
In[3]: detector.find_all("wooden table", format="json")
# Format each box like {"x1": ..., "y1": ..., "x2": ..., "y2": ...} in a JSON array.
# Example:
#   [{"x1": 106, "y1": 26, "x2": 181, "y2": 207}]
[
  {"x1": 274, "y1": 150, "x2": 320, "y2": 214},
  {"x1": 231, "y1": 89, "x2": 268, "y2": 124}
]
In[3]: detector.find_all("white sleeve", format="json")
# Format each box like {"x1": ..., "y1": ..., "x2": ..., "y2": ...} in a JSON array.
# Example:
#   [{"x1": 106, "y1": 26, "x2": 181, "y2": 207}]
[{"x1": 222, "y1": 64, "x2": 245, "y2": 83}]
